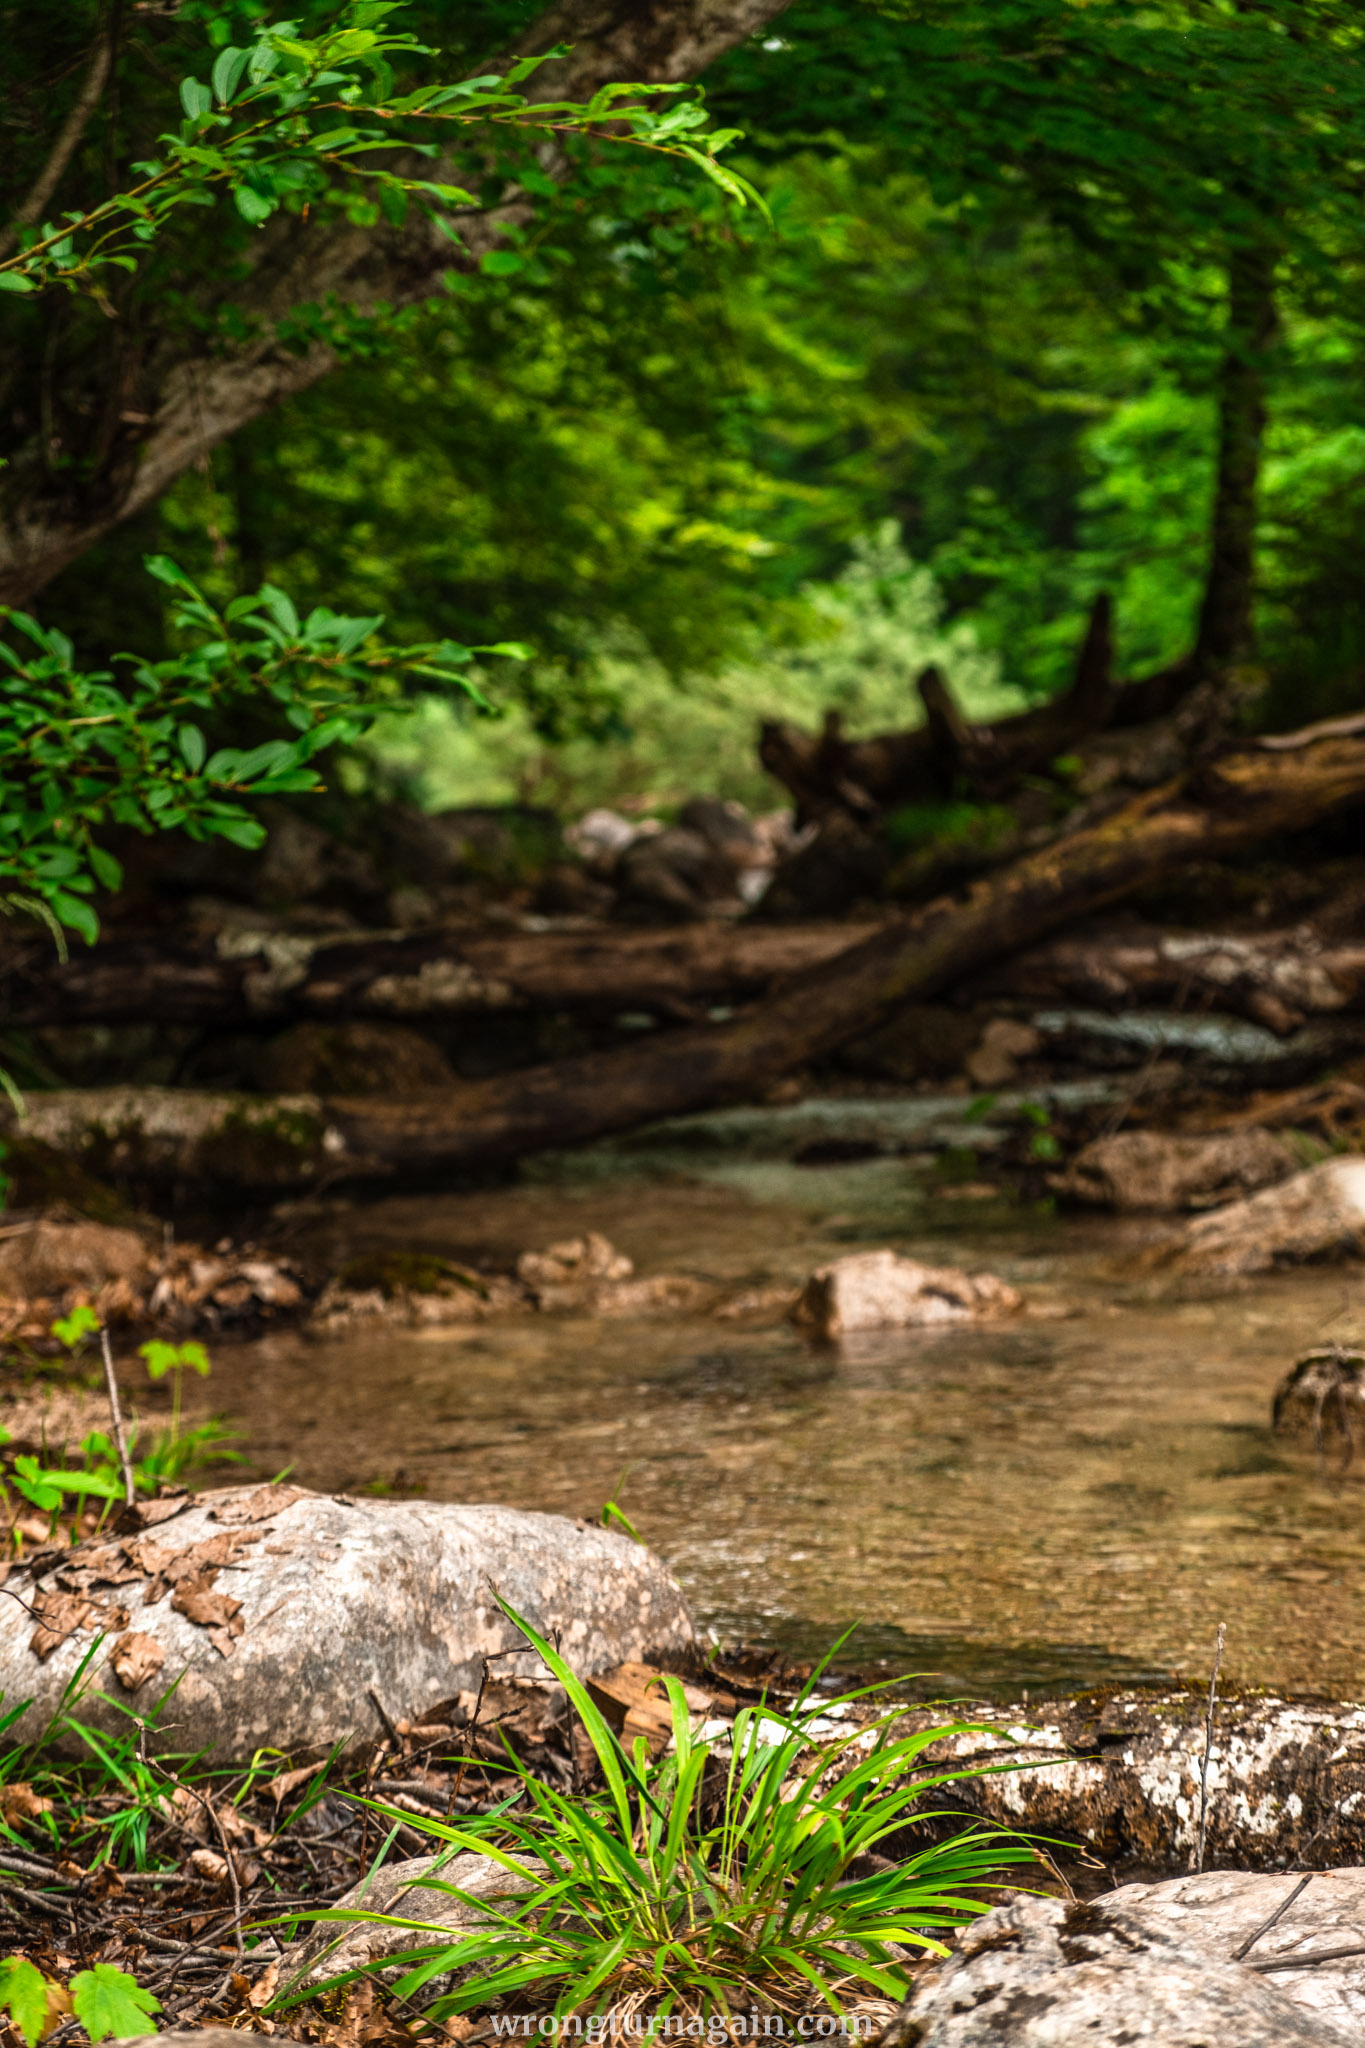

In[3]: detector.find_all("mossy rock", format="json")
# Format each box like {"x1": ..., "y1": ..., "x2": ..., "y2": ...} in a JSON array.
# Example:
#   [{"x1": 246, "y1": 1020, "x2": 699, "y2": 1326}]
[{"x1": 336, "y1": 1251, "x2": 487, "y2": 1298}]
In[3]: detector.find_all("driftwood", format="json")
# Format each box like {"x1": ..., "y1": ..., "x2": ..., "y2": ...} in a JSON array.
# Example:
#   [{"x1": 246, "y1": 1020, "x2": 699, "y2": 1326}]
[
  {"x1": 910, "y1": 1689, "x2": 1365, "y2": 1871},
  {"x1": 11, "y1": 914, "x2": 1365, "y2": 1046},
  {"x1": 760, "y1": 593, "x2": 1200, "y2": 819},
  {"x1": 7, "y1": 714, "x2": 1365, "y2": 1191},
  {"x1": 0, "y1": 920, "x2": 868, "y2": 1029},
  {"x1": 965, "y1": 921, "x2": 1365, "y2": 1035}
]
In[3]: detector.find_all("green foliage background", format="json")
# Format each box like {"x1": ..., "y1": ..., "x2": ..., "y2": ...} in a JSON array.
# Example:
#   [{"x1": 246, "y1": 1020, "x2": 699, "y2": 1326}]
[{"x1": 13, "y1": 0, "x2": 1365, "y2": 820}]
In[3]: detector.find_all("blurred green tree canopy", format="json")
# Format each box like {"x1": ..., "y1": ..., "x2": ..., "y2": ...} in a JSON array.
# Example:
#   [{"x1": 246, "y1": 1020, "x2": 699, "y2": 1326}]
[{"x1": 6, "y1": 0, "x2": 1365, "y2": 817}]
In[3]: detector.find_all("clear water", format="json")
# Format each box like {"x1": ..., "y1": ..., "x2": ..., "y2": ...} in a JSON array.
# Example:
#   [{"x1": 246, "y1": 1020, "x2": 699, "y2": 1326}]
[{"x1": 208, "y1": 1098, "x2": 1365, "y2": 1701}]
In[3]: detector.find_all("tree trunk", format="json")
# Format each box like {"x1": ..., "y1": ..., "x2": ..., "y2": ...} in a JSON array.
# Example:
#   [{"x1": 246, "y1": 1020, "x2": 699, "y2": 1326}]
[
  {"x1": 10, "y1": 714, "x2": 1365, "y2": 1190},
  {"x1": 0, "y1": 0, "x2": 793, "y2": 606},
  {"x1": 1193, "y1": 239, "x2": 1279, "y2": 680},
  {"x1": 0, "y1": 920, "x2": 869, "y2": 1028}
]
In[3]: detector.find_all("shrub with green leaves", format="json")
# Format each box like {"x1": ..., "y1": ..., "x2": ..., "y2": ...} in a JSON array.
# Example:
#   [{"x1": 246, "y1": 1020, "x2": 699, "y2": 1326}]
[
  {"x1": 0, "y1": 555, "x2": 529, "y2": 945},
  {"x1": 279, "y1": 1608, "x2": 1038, "y2": 2030}
]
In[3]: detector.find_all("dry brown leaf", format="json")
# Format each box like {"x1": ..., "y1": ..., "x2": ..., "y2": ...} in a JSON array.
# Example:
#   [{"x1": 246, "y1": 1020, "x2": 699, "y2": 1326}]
[
  {"x1": 172, "y1": 1574, "x2": 245, "y2": 1642},
  {"x1": 210, "y1": 1483, "x2": 309, "y2": 1525},
  {"x1": 113, "y1": 1488, "x2": 191, "y2": 1532},
  {"x1": 108, "y1": 1630, "x2": 167, "y2": 1694},
  {"x1": 188, "y1": 1846, "x2": 229, "y2": 1883},
  {"x1": 0, "y1": 1781, "x2": 54, "y2": 1822},
  {"x1": 28, "y1": 1590, "x2": 94, "y2": 1662},
  {"x1": 265, "y1": 1762, "x2": 319, "y2": 1805},
  {"x1": 249, "y1": 1962, "x2": 281, "y2": 2010}
]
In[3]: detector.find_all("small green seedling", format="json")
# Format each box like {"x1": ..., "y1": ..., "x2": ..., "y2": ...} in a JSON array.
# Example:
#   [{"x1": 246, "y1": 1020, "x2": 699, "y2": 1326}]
[
  {"x1": 0, "y1": 1957, "x2": 52, "y2": 2044},
  {"x1": 138, "y1": 1338, "x2": 210, "y2": 1445},
  {"x1": 51, "y1": 1303, "x2": 100, "y2": 1351},
  {"x1": 1018, "y1": 1100, "x2": 1062, "y2": 1162},
  {"x1": 70, "y1": 1964, "x2": 161, "y2": 2042},
  {"x1": 0, "y1": 1956, "x2": 158, "y2": 2045}
]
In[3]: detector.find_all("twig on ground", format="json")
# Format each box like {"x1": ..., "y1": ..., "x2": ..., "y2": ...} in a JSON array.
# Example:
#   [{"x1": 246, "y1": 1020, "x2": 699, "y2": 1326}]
[
  {"x1": 134, "y1": 1717, "x2": 246, "y2": 1963},
  {"x1": 368, "y1": 1687, "x2": 402, "y2": 1749},
  {"x1": 1230, "y1": 1874, "x2": 1311, "y2": 1960},
  {"x1": 1194, "y1": 1621, "x2": 1226, "y2": 1875},
  {"x1": 99, "y1": 1322, "x2": 136, "y2": 1507},
  {"x1": 1249, "y1": 1940, "x2": 1365, "y2": 1973}
]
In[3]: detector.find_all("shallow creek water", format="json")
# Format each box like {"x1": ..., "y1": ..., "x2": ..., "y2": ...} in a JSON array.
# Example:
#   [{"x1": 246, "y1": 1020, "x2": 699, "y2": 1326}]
[{"x1": 212, "y1": 1094, "x2": 1365, "y2": 1701}]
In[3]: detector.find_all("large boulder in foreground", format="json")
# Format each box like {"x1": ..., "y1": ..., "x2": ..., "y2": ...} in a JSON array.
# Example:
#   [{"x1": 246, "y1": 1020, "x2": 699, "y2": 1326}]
[
  {"x1": 0, "y1": 1485, "x2": 694, "y2": 1759},
  {"x1": 902, "y1": 1878, "x2": 1361, "y2": 2046},
  {"x1": 794, "y1": 1250, "x2": 1021, "y2": 1338},
  {"x1": 1174, "y1": 1155, "x2": 1365, "y2": 1274}
]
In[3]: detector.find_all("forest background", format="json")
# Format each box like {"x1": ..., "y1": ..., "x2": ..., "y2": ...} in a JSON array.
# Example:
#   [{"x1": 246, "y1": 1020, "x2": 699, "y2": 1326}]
[{"x1": 5, "y1": 0, "x2": 1365, "y2": 846}]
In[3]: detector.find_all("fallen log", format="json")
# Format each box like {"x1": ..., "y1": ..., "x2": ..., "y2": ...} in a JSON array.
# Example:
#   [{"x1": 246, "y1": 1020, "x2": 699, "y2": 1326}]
[
  {"x1": 759, "y1": 593, "x2": 1196, "y2": 820},
  {"x1": 6, "y1": 715, "x2": 1365, "y2": 1190},
  {"x1": 963, "y1": 920, "x2": 1365, "y2": 1034},
  {"x1": 0, "y1": 920, "x2": 868, "y2": 1028}
]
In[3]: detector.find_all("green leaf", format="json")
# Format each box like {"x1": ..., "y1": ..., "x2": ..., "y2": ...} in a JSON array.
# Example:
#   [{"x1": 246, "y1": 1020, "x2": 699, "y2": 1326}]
[
  {"x1": 234, "y1": 186, "x2": 277, "y2": 226},
  {"x1": 142, "y1": 554, "x2": 202, "y2": 598},
  {"x1": 0, "y1": 1958, "x2": 52, "y2": 2048},
  {"x1": 69, "y1": 1965, "x2": 161, "y2": 2043},
  {"x1": 52, "y1": 1304, "x2": 100, "y2": 1350},
  {"x1": 211, "y1": 47, "x2": 250, "y2": 105},
  {"x1": 0, "y1": 273, "x2": 37, "y2": 294},
  {"x1": 139, "y1": 1339, "x2": 179, "y2": 1381},
  {"x1": 179, "y1": 77, "x2": 213, "y2": 122},
  {"x1": 233, "y1": 739, "x2": 296, "y2": 780},
  {"x1": 210, "y1": 816, "x2": 267, "y2": 850},
  {"x1": 12, "y1": 1457, "x2": 61, "y2": 1513},
  {"x1": 257, "y1": 583, "x2": 300, "y2": 635},
  {"x1": 49, "y1": 891, "x2": 99, "y2": 946},
  {"x1": 247, "y1": 39, "x2": 279, "y2": 85},
  {"x1": 178, "y1": 723, "x2": 206, "y2": 772},
  {"x1": 480, "y1": 250, "x2": 525, "y2": 276}
]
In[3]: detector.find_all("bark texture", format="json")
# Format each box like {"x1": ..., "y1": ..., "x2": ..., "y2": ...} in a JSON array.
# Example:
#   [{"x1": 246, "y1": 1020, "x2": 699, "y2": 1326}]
[
  {"x1": 1195, "y1": 240, "x2": 1280, "y2": 679},
  {"x1": 911, "y1": 1689, "x2": 1365, "y2": 1871},
  {"x1": 0, "y1": 919, "x2": 866, "y2": 1028},
  {"x1": 335, "y1": 716, "x2": 1365, "y2": 1174},
  {"x1": 0, "y1": 0, "x2": 792, "y2": 603}
]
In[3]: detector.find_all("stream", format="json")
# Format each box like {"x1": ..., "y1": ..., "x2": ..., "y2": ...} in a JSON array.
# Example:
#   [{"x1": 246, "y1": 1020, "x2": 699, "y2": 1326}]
[{"x1": 210, "y1": 1092, "x2": 1365, "y2": 1701}]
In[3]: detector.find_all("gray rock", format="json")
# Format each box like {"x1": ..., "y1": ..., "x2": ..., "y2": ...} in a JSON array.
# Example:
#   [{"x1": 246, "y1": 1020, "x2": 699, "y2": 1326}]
[
  {"x1": 282, "y1": 1849, "x2": 534, "y2": 1995},
  {"x1": 903, "y1": 1891, "x2": 1355, "y2": 2046},
  {"x1": 0, "y1": 1485, "x2": 694, "y2": 1759},
  {"x1": 1175, "y1": 1155, "x2": 1365, "y2": 1273},
  {"x1": 121, "y1": 2034, "x2": 248, "y2": 2048},
  {"x1": 794, "y1": 1250, "x2": 1021, "y2": 1338},
  {"x1": 1105, "y1": 1868, "x2": 1365, "y2": 2035},
  {"x1": 1055, "y1": 1125, "x2": 1297, "y2": 1212}
]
